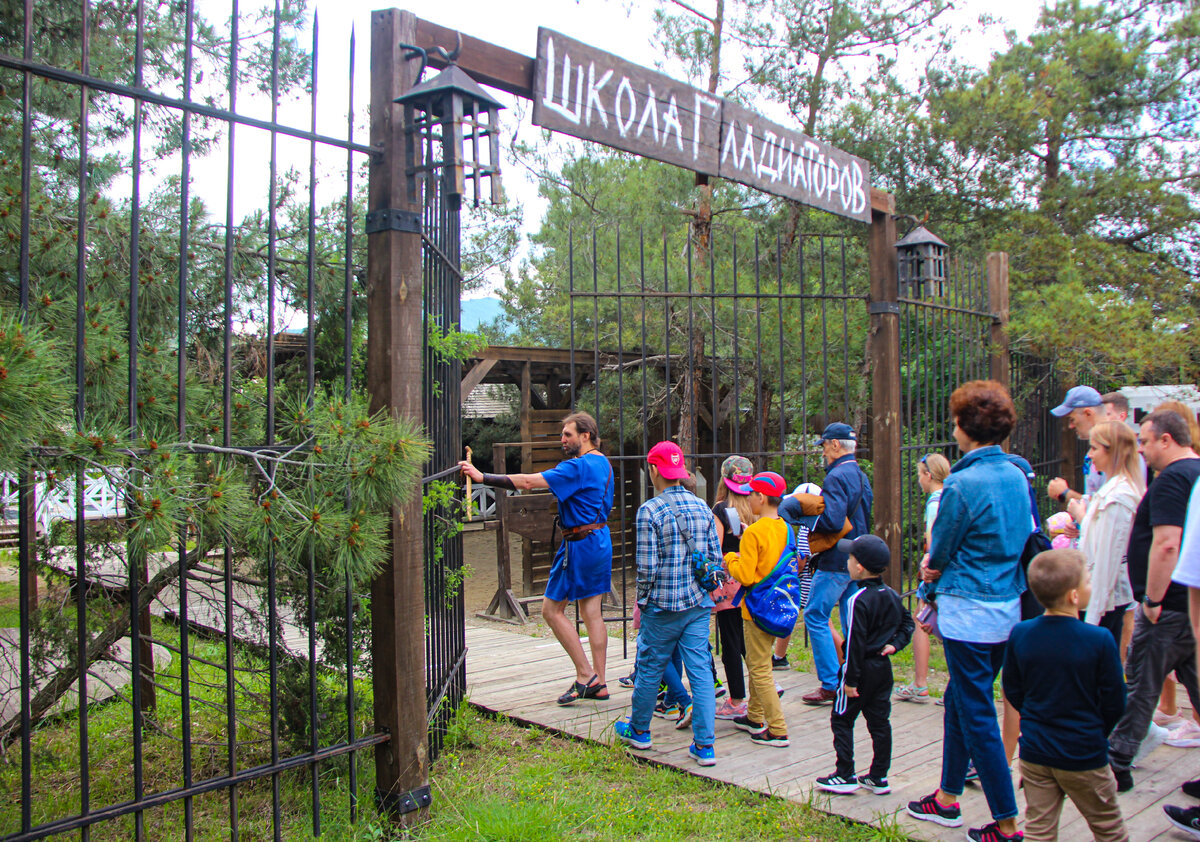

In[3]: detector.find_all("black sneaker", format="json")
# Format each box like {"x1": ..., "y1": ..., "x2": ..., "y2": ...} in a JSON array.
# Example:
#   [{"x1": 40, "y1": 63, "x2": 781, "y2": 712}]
[
  {"x1": 750, "y1": 729, "x2": 789, "y2": 747},
  {"x1": 858, "y1": 774, "x2": 891, "y2": 794},
  {"x1": 815, "y1": 773, "x2": 859, "y2": 794},
  {"x1": 1183, "y1": 778, "x2": 1200, "y2": 799},
  {"x1": 732, "y1": 715, "x2": 766, "y2": 734},
  {"x1": 906, "y1": 792, "x2": 963, "y2": 828},
  {"x1": 1164, "y1": 804, "x2": 1200, "y2": 839},
  {"x1": 771, "y1": 655, "x2": 790, "y2": 670},
  {"x1": 966, "y1": 821, "x2": 1023, "y2": 841},
  {"x1": 965, "y1": 762, "x2": 980, "y2": 784},
  {"x1": 1111, "y1": 763, "x2": 1133, "y2": 793}
]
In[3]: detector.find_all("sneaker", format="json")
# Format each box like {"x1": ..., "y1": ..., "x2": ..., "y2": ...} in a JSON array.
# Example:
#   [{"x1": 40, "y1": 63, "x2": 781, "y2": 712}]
[
  {"x1": 653, "y1": 701, "x2": 682, "y2": 719},
  {"x1": 714, "y1": 677, "x2": 727, "y2": 699},
  {"x1": 1168, "y1": 720, "x2": 1200, "y2": 748},
  {"x1": 858, "y1": 774, "x2": 891, "y2": 794},
  {"x1": 1154, "y1": 709, "x2": 1186, "y2": 728},
  {"x1": 1165, "y1": 804, "x2": 1200, "y2": 839},
  {"x1": 815, "y1": 773, "x2": 859, "y2": 794},
  {"x1": 906, "y1": 792, "x2": 963, "y2": 828},
  {"x1": 715, "y1": 699, "x2": 747, "y2": 720},
  {"x1": 772, "y1": 655, "x2": 790, "y2": 670},
  {"x1": 775, "y1": 682, "x2": 785, "y2": 698},
  {"x1": 966, "y1": 821, "x2": 1023, "y2": 841},
  {"x1": 733, "y1": 715, "x2": 767, "y2": 734},
  {"x1": 894, "y1": 683, "x2": 930, "y2": 702},
  {"x1": 1181, "y1": 778, "x2": 1200, "y2": 799},
  {"x1": 801, "y1": 687, "x2": 837, "y2": 705},
  {"x1": 675, "y1": 702, "x2": 694, "y2": 730},
  {"x1": 965, "y1": 762, "x2": 980, "y2": 784},
  {"x1": 1111, "y1": 763, "x2": 1133, "y2": 793},
  {"x1": 689, "y1": 742, "x2": 716, "y2": 767},
  {"x1": 613, "y1": 719, "x2": 652, "y2": 750},
  {"x1": 750, "y1": 729, "x2": 790, "y2": 747},
  {"x1": 935, "y1": 695, "x2": 946, "y2": 706},
  {"x1": 1134, "y1": 722, "x2": 1170, "y2": 763},
  {"x1": 617, "y1": 673, "x2": 636, "y2": 689}
]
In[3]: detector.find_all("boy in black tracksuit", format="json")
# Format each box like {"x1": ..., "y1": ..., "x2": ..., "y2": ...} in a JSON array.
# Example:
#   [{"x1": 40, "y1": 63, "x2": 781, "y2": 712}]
[{"x1": 816, "y1": 534, "x2": 914, "y2": 795}]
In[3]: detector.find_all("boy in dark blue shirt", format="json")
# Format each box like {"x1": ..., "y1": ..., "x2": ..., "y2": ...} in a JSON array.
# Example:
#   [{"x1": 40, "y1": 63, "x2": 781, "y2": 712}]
[{"x1": 1002, "y1": 549, "x2": 1128, "y2": 842}]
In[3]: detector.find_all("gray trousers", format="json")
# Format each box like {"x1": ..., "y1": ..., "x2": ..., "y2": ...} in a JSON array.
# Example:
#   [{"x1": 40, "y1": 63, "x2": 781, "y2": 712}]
[{"x1": 1109, "y1": 606, "x2": 1200, "y2": 769}]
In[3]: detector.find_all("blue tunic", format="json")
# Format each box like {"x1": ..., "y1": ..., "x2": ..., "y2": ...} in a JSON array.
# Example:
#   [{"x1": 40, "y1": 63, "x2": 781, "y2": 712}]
[{"x1": 542, "y1": 452, "x2": 614, "y2": 601}]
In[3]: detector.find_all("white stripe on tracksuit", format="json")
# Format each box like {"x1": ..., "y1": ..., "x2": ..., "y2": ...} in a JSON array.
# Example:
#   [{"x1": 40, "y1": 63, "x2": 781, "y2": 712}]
[{"x1": 833, "y1": 586, "x2": 865, "y2": 716}]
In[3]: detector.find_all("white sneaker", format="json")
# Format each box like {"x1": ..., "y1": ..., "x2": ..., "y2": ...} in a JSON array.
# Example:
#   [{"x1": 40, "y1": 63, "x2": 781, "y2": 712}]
[
  {"x1": 1168, "y1": 720, "x2": 1200, "y2": 748},
  {"x1": 1154, "y1": 709, "x2": 1186, "y2": 728},
  {"x1": 1133, "y1": 722, "x2": 1171, "y2": 764}
]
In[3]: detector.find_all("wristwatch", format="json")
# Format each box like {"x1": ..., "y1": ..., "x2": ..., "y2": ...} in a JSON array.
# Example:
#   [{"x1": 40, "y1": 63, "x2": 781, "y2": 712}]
[
  {"x1": 1056, "y1": 489, "x2": 1069, "y2": 503},
  {"x1": 1142, "y1": 594, "x2": 1163, "y2": 608}
]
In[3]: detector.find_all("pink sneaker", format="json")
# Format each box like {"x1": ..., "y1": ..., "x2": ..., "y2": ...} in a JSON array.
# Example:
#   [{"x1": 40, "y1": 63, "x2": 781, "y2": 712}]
[
  {"x1": 1168, "y1": 719, "x2": 1200, "y2": 748},
  {"x1": 715, "y1": 699, "x2": 748, "y2": 720}
]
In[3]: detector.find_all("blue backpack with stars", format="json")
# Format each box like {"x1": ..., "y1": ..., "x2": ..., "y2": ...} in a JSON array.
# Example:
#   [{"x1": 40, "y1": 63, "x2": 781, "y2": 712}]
[{"x1": 735, "y1": 523, "x2": 801, "y2": 638}]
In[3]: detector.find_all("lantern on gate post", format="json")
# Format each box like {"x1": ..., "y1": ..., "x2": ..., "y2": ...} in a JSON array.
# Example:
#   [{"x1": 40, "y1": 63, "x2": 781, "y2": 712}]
[
  {"x1": 894, "y1": 225, "x2": 948, "y2": 298},
  {"x1": 394, "y1": 61, "x2": 503, "y2": 209}
]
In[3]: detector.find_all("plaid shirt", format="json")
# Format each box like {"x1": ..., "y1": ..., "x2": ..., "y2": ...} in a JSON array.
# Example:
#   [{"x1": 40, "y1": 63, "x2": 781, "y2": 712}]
[{"x1": 635, "y1": 485, "x2": 722, "y2": 612}]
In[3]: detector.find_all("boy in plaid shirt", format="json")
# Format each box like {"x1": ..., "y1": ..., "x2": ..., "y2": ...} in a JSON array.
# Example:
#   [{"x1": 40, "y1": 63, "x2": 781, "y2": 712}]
[{"x1": 614, "y1": 441, "x2": 723, "y2": 766}]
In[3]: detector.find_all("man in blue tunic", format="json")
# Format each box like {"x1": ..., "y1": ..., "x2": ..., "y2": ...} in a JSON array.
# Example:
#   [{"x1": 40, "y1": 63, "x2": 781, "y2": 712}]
[{"x1": 460, "y1": 411, "x2": 614, "y2": 705}]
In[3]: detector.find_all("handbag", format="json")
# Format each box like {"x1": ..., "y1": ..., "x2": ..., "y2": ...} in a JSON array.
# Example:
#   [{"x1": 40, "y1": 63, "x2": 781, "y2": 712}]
[
  {"x1": 663, "y1": 497, "x2": 729, "y2": 593},
  {"x1": 734, "y1": 522, "x2": 802, "y2": 637}
]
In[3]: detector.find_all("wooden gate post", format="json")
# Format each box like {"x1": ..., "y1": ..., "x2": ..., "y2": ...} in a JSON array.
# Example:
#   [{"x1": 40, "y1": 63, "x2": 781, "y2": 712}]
[
  {"x1": 988, "y1": 252, "x2": 1010, "y2": 389},
  {"x1": 368, "y1": 8, "x2": 430, "y2": 825},
  {"x1": 868, "y1": 190, "x2": 903, "y2": 593}
]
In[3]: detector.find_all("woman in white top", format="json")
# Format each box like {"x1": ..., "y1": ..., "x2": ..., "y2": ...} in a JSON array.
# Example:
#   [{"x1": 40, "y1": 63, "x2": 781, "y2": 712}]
[{"x1": 1068, "y1": 419, "x2": 1143, "y2": 653}]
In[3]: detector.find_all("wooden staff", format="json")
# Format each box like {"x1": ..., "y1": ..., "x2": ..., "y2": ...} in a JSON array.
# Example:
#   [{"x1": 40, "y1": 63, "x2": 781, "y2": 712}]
[{"x1": 464, "y1": 446, "x2": 473, "y2": 520}]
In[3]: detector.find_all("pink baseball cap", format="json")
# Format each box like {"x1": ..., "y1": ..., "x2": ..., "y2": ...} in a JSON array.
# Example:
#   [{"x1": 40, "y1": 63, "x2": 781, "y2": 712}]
[{"x1": 647, "y1": 441, "x2": 689, "y2": 480}]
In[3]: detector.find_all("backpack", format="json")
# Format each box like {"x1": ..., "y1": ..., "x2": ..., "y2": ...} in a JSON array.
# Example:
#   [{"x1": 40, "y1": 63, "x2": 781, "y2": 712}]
[
  {"x1": 663, "y1": 496, "x2": 729, "y2": 593},
  {"x1": 735, "y1": 522, "x2": 801, "y2": 637}
]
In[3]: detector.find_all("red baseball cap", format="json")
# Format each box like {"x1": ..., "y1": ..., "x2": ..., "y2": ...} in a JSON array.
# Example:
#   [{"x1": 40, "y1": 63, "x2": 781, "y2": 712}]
[
  {"x1": 647, "y1": 441, "x2": 689, "y2": 479},
  {"x1": 740, "y1": 471, "x2": 786, "y2": 497}
]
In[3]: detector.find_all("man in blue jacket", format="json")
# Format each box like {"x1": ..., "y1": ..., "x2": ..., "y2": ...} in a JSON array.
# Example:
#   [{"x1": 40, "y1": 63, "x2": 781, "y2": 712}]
[{"x1": 802, "y1": 422, "x2": 874, "y2": 705}]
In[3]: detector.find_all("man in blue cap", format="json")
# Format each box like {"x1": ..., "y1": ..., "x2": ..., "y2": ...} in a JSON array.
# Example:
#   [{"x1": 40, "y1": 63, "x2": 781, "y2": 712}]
[
  {"x1": 1048, "y1": 385, "x2": 1109, "y2": 505},
  {"x1": 801, "y1": 422, "x2": 874, "y2": 705}
]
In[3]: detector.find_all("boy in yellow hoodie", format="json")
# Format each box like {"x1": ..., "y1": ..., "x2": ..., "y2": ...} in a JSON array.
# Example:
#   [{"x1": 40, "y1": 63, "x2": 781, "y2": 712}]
[{"x1": 725, "y1": 471, "x2": 792, "y2": 747}]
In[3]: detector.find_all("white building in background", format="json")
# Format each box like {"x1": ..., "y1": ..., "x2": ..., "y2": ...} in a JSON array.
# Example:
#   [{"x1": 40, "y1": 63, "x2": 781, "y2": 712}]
[{"x1": 1118, "y1": 385, "x2": 1200, "y2": 423}]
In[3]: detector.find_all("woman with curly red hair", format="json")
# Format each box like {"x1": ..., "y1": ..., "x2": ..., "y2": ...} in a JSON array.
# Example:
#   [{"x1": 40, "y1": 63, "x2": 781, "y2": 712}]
[{"x1": 907, "y1": 381, "x2": 1031, "y2": 842}]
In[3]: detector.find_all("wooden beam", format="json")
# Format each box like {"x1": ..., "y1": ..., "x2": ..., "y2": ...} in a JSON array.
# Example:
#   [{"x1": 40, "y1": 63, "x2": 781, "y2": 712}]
[
  {"x1": 868, "y1": 191, "x2": 902, "y2": 594},
  {"x1": 460, "y1": 357, "x2": 498, "y2": 398},
  {"x1": 368, "y1": 8, "x2": 429, "y2": 825},
  {"x1": 988, "y1": 252, "x2": 1010, "y2": 389},
  {"x1": 415, "y1": 17, "x2": 535, "y2": 99}
]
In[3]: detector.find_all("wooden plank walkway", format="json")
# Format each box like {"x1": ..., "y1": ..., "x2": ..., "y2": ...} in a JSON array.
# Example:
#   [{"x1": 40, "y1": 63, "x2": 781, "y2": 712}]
[{"x1": 465, "y1": 624, "x2": 1200, "y2": 841}]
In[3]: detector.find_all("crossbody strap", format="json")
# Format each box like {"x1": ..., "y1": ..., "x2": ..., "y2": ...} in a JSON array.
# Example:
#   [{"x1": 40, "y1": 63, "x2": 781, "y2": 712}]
[
  {"x1": 662, "y1": 494, "x2": 700, "y2": 557},
  {"x1": 747, "y1": 522, "x2": 795, "y2": 592}
]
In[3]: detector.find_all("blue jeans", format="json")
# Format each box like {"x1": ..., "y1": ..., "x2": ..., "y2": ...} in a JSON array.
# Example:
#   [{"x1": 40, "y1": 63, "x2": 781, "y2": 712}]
[
  {"x1": 630, "y1": 604, "x2": 715, "y2": 745},
  {"x1": 662, "y1": 648, "x2": 690, "y2": 707},
  {"x1": 941, "y1": 638, "x2": 1017, "y2": 821},
  {"x1": 803, "y1": 570, "x2": 855, "y2": 690}
]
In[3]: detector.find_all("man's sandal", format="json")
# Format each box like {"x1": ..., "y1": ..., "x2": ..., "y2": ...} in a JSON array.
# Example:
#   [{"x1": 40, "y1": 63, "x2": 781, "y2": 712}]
[{"x1": 556, "y1": 674, "x2": 610, "y2": 705}]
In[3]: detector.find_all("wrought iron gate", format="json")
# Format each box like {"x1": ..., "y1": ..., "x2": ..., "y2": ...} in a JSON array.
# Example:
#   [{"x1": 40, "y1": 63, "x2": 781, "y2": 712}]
[{"x1": 558, "y1": 224, "x2": 869, "y2": 646}]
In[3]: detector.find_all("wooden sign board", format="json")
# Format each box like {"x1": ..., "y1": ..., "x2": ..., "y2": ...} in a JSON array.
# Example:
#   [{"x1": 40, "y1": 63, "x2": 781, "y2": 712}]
[
  {"x1": 719, "y1": 102, "x2": 870, "y2": 223},
  {"x1": 531, "y1": 28, "x2": 871, "y2": 223},
  {"x1": 532, "y1": 28, "x2": 722, "y2": 176}
]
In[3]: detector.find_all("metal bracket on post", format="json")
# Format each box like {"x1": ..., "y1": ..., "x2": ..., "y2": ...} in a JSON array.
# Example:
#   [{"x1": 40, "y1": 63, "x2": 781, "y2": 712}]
[
  {"x1": 868, "y1": 302, "x2": 900, "y2": 315},
  {"x1": 366, "y1": 208, "x2": 422, "y2": 235},
  {"x1": 376, "y1": 784, "x2": 432, "y2": 816}
]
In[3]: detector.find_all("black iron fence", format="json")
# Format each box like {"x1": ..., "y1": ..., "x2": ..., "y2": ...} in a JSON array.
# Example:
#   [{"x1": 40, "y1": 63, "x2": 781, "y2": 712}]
[
  {"x1": 0, "y1": 3, "x2": 397, "y2": 838},
  {"x1": 554, "y1": 225, "x2": 868, "y2": 647}
]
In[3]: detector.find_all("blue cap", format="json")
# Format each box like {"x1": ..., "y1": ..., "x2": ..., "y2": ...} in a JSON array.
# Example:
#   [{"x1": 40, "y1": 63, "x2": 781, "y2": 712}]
[
  {"x1": 779, "y1": 496, "x2": 820, "y2": 531},
  {"x1": 817, "y1": 422, "x2": 856, "y2": 443},
  {"x1": 1050, "y1": 386, "x2": 1103, "y2": 417}
]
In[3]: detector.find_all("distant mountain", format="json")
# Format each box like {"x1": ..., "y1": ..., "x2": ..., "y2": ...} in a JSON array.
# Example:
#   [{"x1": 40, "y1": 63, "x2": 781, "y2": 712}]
[{"x1": 461, "y1": 296, "x2": 503, "y2": 332}]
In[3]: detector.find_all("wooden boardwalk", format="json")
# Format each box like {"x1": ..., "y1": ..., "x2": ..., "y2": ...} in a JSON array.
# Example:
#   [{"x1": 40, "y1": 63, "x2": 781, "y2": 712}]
[{"x1": 465, "y1": 624, "x2": 1200, "y2": 841}]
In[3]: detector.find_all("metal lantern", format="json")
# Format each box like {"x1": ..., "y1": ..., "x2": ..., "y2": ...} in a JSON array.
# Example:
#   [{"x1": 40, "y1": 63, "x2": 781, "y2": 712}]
[
  {"x1": 395, "y1": 63, "x2": 503, "y2": 208},
  {"x1": 895, "y1": 225, "x2": 948, "y2": 299}
]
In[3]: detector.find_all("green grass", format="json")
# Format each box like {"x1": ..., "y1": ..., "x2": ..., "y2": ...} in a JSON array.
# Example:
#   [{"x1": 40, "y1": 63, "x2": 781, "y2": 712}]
[
  {"x1": 407, "y1": 704, "x2": 903, "y2": 842},
  {"x1": 0, "y1": 616, "x2": 375, "y2": 840},
  {"x1": 0, "y1": 579, "x2": 20, "y2": 627}
]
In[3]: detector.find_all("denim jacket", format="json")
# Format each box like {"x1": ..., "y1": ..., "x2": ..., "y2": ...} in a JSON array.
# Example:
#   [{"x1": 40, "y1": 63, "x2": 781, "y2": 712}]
[{"x1": 928, "y1": 445, "x2": 1030, "y2": 602}]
